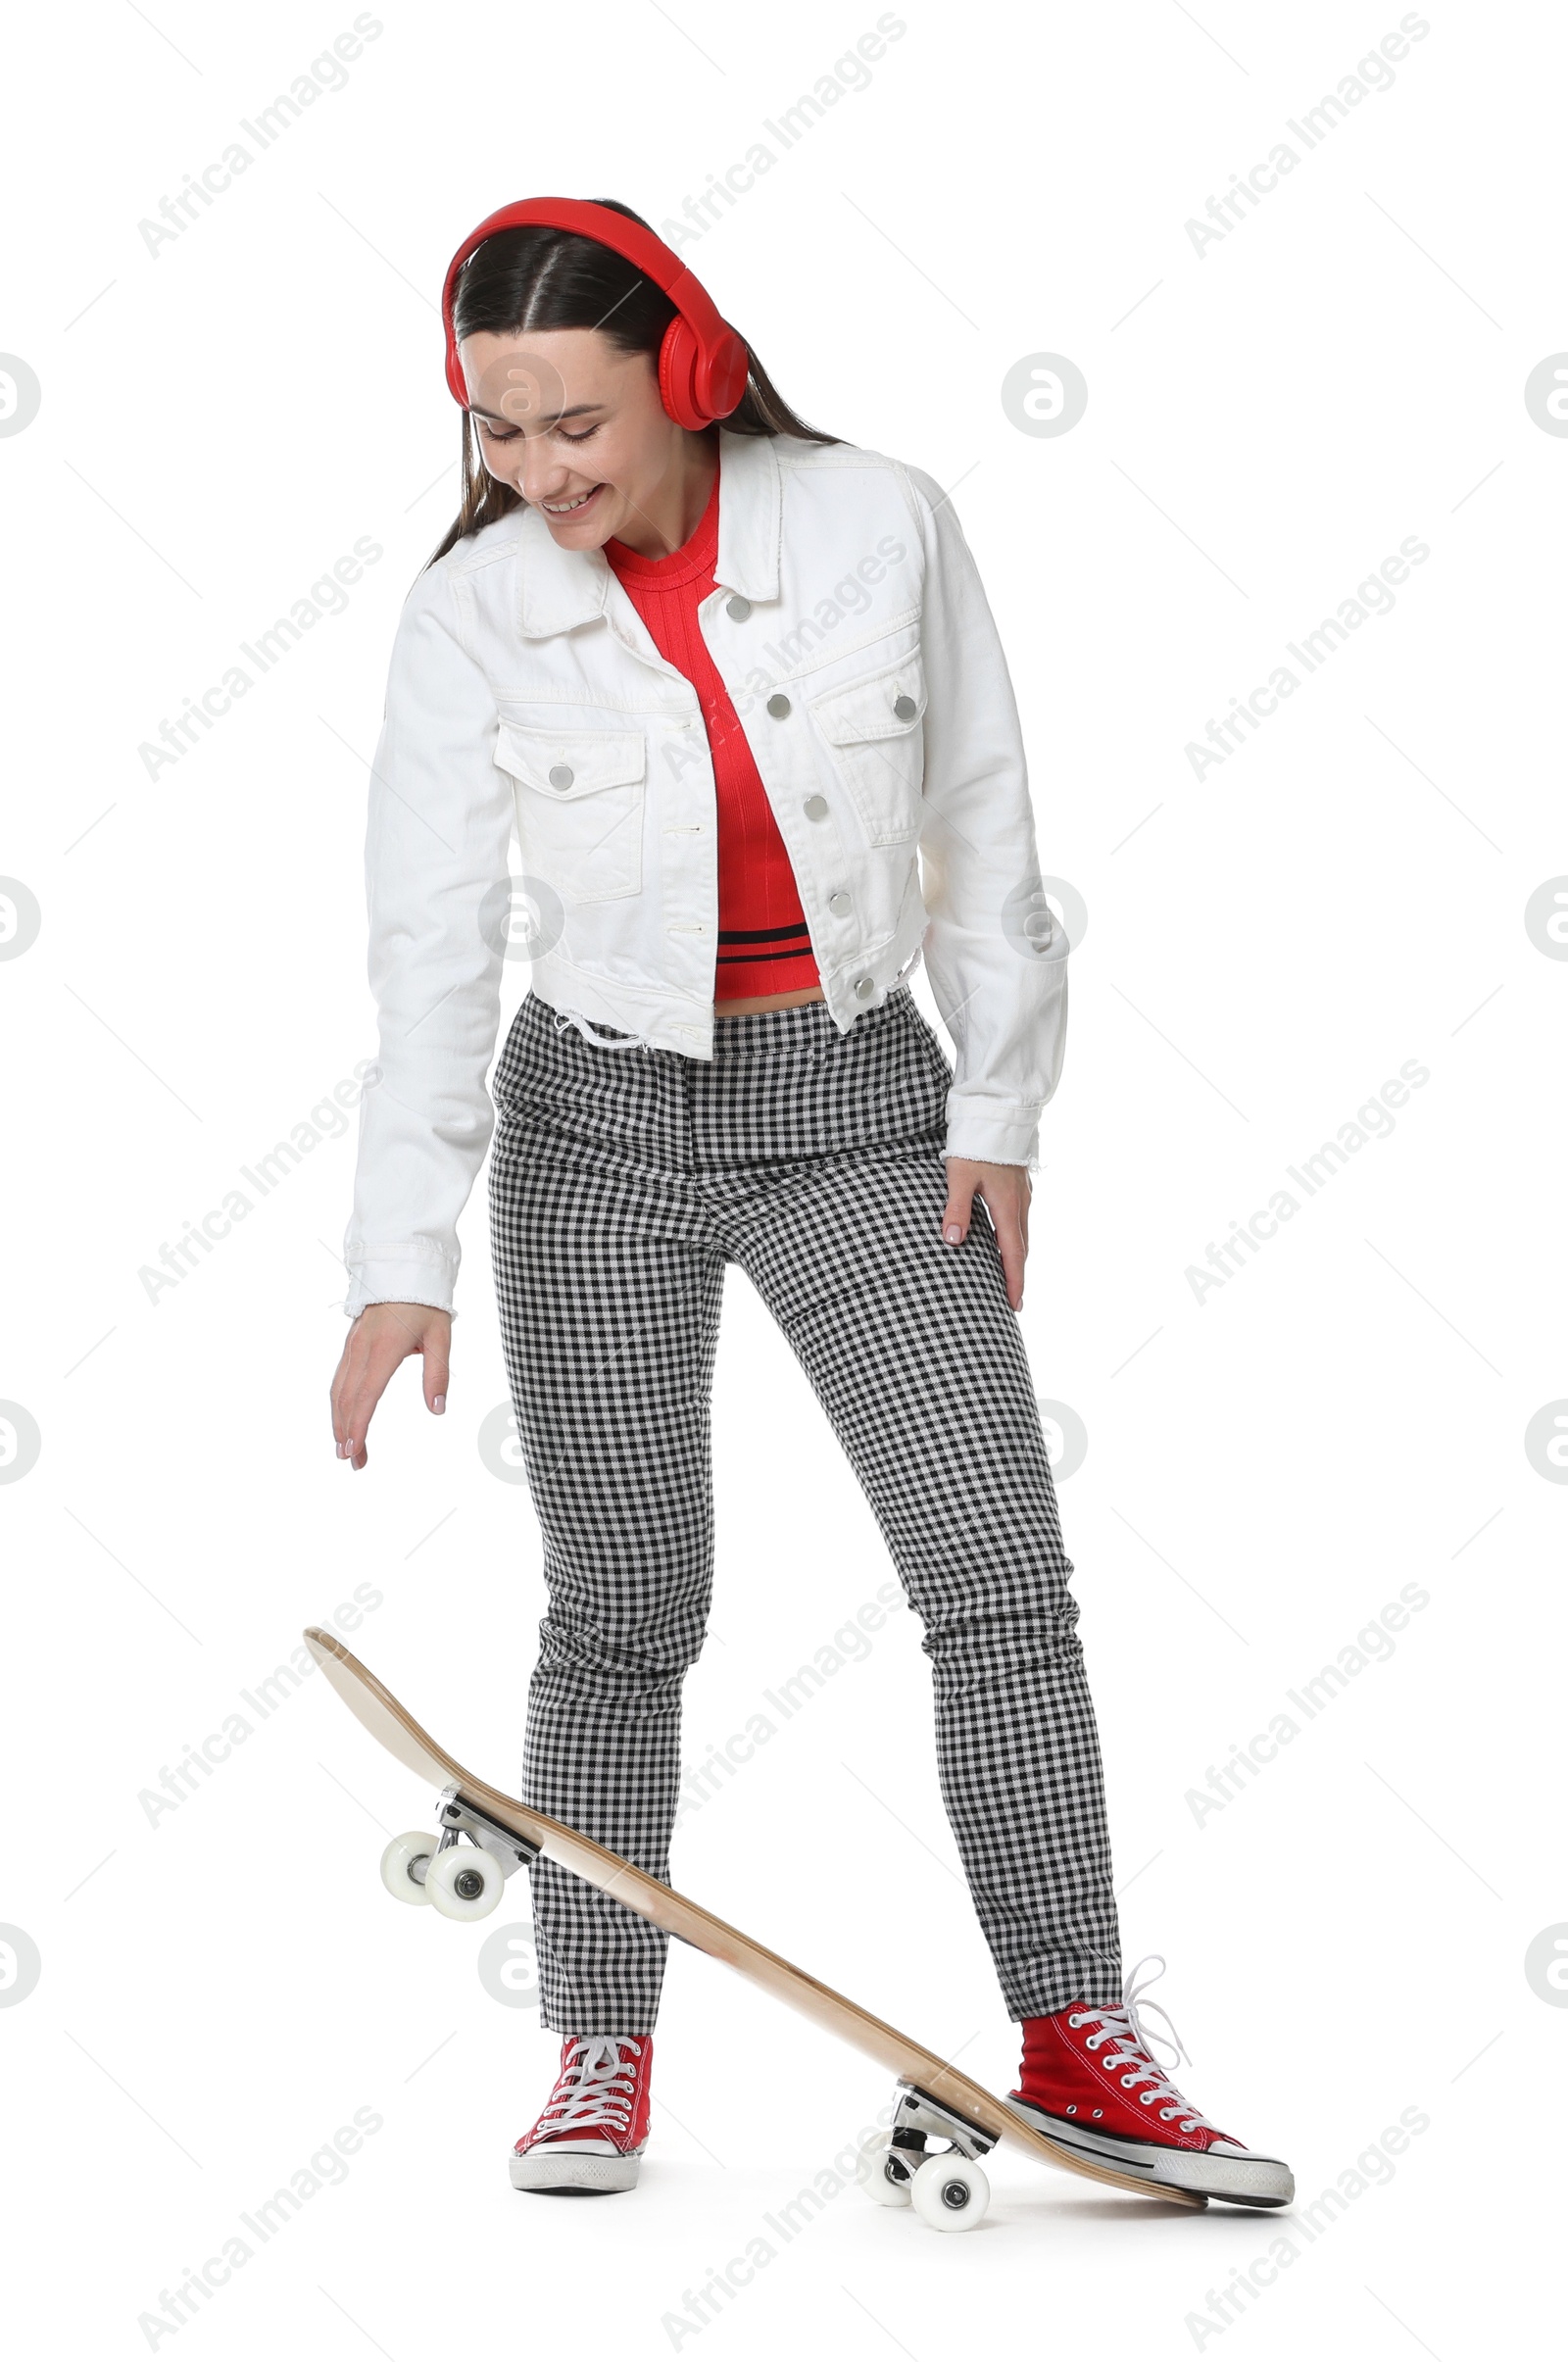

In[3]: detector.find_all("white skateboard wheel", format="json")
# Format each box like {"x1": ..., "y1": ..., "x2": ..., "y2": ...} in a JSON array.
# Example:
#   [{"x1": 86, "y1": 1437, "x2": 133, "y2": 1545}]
[
  {"x1": 380, "y1": 1831, "x2": 438, "y2": 1905},
  {"x1": 855, "y1": 2135, "x2": 913, "y2": 2207},
  {"x1": 909, "y1": 2152, "x2": 989, "y2": 2231},
  {"x1": 425, "y1": 1845, "x2": 505, "y2": 1921}
]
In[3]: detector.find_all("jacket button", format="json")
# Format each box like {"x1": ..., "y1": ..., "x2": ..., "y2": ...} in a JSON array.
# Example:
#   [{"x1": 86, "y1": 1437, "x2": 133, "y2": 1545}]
[
  {"x1": 727, "y1": 595, "x2": 752, "y2": 621},
  {"x1": 803, "y1": 794, "x2": 829, "y2": 820},
  {"x1": 854, "y1": 976, "x2": 873, "y2": 1000},
  {"x1": 893, "y1": 693, "x2": 917, "y2": 721},
  {"x1": 766, "y1": 693, "x2": 791, "y2": 717},
  {"x1": 548, "y1": 764, "x2": 574, "y2": 790},
  {"x1": 828, "y1": 891, "x2": 851, "y2": 915}
]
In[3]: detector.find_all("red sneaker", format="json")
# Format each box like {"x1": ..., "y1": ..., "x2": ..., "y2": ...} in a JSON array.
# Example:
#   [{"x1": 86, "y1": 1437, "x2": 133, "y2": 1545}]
[
  {"x1": 1008, "y1": 1957, "x2": 1294, "y2": 2207},
  {"x1": 509, "y1": 2034, "x2": 653, "y2": 2193}
]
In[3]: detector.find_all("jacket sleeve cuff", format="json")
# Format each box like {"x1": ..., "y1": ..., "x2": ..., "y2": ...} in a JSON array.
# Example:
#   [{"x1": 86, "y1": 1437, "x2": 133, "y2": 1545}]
[
  {"x1": 343, "y1": 1249, "x2": 459, "y2": 1321},
  {"x1": 942, "y1": 1100, "x2": 1043, "y2": 1170}
]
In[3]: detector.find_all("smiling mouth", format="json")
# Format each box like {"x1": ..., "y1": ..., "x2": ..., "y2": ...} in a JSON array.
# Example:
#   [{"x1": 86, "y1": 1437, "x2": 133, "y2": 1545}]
[{"x1": 540, "y1": 485, "x2": 604, "y2": 516}]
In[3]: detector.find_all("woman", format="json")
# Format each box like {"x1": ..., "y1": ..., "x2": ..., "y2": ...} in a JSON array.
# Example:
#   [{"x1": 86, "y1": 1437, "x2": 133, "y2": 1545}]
[{"x1": 329, "y1": 197, "x2": 1292, "y2": 2210}]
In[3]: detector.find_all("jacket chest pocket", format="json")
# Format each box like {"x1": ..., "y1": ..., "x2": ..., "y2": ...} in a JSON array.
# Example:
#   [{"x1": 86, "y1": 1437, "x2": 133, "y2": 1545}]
[
  {"x1": 493, "y1": 719, "x2": 646, "y2": 903},
  {"x1": 808, "y1": 654, "x2": 927, "y2": 846}
]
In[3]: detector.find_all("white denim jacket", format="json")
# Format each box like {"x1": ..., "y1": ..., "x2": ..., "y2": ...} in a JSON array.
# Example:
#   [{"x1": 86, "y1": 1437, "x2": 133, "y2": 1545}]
[{"x1": 343, "y1": 430, "x2": 1066, "y2": 1318}]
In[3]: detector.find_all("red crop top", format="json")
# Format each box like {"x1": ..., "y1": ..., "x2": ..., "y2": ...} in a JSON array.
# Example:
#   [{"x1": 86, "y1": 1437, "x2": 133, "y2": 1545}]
[{"x1": 604, "y1": 468, "x2": 821, "y2": 1002}]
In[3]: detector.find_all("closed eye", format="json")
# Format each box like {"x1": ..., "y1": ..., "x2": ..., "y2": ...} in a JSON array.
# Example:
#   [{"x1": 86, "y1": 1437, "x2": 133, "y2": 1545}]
[{"x1": 477, "y1": 420, "x2": 602, "y2": 446}]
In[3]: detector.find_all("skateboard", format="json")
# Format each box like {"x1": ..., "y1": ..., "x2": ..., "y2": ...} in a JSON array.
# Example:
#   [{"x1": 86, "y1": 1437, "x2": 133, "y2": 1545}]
[{"x1": 304, "y1": 1627, "x2": 1206, "y2": 2229}]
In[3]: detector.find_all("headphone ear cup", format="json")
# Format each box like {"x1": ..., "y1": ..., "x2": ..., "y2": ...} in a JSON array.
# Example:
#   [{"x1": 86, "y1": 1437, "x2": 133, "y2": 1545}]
[
  {"x1": 658, "y1": 317, "x2": 706, "y2": 430},
  {"x1": 699, "y1": 326, "x2": 750, "y2": 423},
  {"x1": 659, "y1": 317, "x2": 749, "y2": 429}
]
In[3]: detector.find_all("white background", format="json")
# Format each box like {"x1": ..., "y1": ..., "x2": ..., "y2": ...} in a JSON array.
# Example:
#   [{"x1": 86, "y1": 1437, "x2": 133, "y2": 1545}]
[{"x1": 2, "y1": 2, "x2": 1562, "y2": 2355}]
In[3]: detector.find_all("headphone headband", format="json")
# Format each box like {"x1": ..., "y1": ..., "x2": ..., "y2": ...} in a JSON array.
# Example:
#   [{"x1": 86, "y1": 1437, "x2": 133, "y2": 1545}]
[{"x1": 440, "y1": 197, "x2": 750, "y2": 431}]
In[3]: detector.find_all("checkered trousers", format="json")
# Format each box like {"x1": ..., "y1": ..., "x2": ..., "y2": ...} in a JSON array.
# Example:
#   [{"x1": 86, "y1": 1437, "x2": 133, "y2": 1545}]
[{"x1": 487, "y1": 985, "x2": 1124, "y2": 2033}]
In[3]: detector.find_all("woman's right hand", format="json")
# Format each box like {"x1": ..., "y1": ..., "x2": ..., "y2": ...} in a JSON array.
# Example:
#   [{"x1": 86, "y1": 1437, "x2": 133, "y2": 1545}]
[{"x1": 330, "y1": 1303, "x2": 452, "y2": 1471}]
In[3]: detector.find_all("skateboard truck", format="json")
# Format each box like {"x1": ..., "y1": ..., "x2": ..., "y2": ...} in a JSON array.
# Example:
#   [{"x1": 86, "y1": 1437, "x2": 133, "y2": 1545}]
[
  {"x1": 379, "y1": 1784, "x2": 540, "y2": 1920},
  {"x1": 889, "y1": 2083, "x2": 998, "y2": 2162},
  {"x1": 856, "y1": 2082, "x2": 998, "y2": 2231}
]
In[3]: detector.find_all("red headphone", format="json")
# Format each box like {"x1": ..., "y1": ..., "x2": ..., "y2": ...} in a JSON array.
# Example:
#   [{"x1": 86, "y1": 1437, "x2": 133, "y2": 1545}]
[{"x1": 440, "y1": 198, "x2": 751, "y2": 432}]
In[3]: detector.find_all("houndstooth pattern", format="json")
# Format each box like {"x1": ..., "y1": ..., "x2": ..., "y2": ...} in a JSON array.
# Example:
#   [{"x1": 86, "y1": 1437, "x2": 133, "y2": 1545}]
[{"x1": 487, "y1": 985, "x2": 1124, "y2": 2032}]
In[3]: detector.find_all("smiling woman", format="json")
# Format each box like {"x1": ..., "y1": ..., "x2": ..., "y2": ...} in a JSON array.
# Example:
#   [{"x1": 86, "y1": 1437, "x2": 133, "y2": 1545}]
[{"x1": 327, "y1": 192, "x2": 1293, "y2": 2217}]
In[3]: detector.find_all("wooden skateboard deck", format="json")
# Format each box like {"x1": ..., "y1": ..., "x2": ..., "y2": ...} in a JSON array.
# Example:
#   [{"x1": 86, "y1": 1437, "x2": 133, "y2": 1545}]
[{"x1": 303, "y1": 1627, "x2": 1202, "y2": 2209}]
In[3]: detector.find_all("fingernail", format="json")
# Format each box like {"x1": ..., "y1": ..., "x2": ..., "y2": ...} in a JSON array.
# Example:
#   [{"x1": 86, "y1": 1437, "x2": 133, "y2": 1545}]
[
  {"x1": 433, "y1": 1395, "x2": 446, "y2": 1414},
  {"x1": 944, "y1": 1224, "x2": 963, "y2": 1245}
]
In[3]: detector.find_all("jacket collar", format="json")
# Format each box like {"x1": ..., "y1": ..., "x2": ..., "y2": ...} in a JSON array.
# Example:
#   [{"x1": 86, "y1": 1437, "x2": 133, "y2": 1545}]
[{"x1": 515, "y1": 427, "x2": 781, "y2": 638}]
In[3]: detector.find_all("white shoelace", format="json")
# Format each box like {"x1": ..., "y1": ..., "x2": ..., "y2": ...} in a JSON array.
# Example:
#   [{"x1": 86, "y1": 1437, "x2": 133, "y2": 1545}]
[
  {"x1": 1072, "y1": 1955, "x2": 1221, "y2": 2137},
  {"x1": 542, "y1": 2036, "x2": 643, "y2": 2134}
]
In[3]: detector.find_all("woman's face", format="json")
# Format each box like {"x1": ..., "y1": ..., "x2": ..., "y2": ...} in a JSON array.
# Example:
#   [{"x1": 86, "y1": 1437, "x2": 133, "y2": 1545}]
[{"x1": 459, "y1": 325, "x2": 683, "y2": 548}]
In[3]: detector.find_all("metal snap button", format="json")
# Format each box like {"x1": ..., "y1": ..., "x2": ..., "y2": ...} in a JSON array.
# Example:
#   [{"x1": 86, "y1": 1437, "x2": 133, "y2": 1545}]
[
  {"x1": 854, "y1": 976, "x2": 873, "y2": 999},
  {"x1": 726, "y1": 595, "x2": 752, "y2": 621},
  {"x1": 548, "y1": 764, "x2": 574, "y2": 790},
  {"x1": 828, "y1": 891, "x2": 851, "y2": 915},
  {"x1": 893, "y1": 693, "x2": 917, "y2": 721},
  {"x1": 766, "y1": 693, "x2": 792, "y2": 718},
  {"x1": 803, "y1": 794, "x2": 829, "y2": 820}
]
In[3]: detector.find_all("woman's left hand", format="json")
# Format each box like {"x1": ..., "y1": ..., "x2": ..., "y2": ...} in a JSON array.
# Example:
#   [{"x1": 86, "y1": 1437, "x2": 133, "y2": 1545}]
[{"x1": 941, "y1": 1157, "x2": 1032, "y2": 1311}]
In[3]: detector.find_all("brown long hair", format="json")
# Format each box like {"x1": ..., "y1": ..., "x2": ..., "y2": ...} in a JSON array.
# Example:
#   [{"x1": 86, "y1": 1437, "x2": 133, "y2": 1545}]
[{"x1": 424, "y1": 198, "x2": 842, "y2": 571}]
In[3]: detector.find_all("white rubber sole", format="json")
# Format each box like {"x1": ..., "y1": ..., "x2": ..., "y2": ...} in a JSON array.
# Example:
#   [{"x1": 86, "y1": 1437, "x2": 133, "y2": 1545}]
[
  {"x1": 1005, "y1": 2093, "x2": 1295, "y2": 2207},
  {"x1": 509, "y1": 2142, "x2": 645, "y2": 2194}
]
